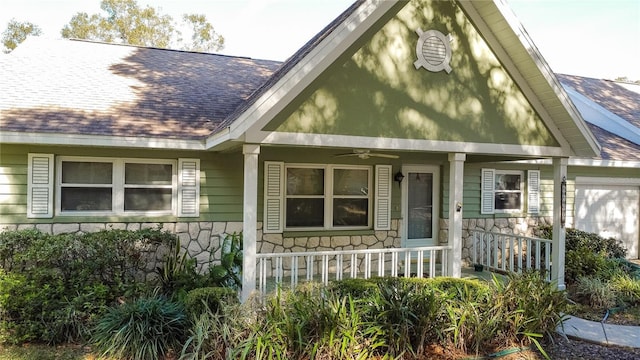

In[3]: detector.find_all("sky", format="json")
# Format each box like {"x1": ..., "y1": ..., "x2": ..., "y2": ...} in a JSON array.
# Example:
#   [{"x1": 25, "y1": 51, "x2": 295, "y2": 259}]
[{"x1": 1, "y1": 0, "x2": 639, "y2": 81}]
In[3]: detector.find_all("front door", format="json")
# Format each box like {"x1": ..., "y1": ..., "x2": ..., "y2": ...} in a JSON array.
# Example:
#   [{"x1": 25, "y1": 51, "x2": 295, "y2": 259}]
[{"x1": 402, "y1": 165, "x2": 439, "y2": 248}]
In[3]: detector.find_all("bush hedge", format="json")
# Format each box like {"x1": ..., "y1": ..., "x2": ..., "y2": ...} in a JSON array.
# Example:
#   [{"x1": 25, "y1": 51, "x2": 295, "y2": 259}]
[{"x1": 0, "y1": 227, "x2": 175, "y2": 344}]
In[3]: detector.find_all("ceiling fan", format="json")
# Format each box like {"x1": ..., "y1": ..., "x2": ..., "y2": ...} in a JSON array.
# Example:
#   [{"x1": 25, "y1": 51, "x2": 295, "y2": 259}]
[{"x1": 334, "y1": 149, "x2": 399, "y2": 159}]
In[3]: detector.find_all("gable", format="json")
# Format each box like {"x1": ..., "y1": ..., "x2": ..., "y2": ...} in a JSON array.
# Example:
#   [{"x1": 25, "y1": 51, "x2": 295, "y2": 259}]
[{"x1": 263, "y1": 0, "x2": 559, "y2": 147}]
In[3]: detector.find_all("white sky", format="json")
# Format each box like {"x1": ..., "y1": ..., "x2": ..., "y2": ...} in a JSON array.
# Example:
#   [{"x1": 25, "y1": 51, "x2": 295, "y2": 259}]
[{"x1": 1, "y1": 0, "x2": 639, "y2": 80}]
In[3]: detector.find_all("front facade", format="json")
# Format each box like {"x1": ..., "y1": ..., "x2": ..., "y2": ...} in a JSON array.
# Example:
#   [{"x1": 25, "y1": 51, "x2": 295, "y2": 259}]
[{"x1": 4, "y1": 0, "x2": 637, "y2": 300}]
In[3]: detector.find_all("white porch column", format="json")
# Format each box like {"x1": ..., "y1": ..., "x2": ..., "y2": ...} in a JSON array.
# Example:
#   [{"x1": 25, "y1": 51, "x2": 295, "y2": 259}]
[
  {"x1": 241, "y1": 144, "x2": 260, "y2": 302},
  {"x1": 447, "y1": 153, "x2": 466, "y2": 277},
  {"x1": 552, "y1": 157, "x2": 568, "y2": 291}
]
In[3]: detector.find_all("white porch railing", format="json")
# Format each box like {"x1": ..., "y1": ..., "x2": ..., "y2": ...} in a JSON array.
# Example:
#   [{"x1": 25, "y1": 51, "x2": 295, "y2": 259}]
[
  {"x1": 471, "y1": 230, "x2": 552, "y2": 280},
  {"x1": 256, "y1": 246, "x2": 451, "y2": 294}
]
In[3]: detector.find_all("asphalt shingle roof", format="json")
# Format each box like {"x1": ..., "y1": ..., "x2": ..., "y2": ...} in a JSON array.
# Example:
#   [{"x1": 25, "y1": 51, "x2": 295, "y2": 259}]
[
  {"x1": 0, "y1": 38, "x2": 282, "y2": 140},
  {"x1": 556, "y1": 74, "x2": 640, "y2": 161}
]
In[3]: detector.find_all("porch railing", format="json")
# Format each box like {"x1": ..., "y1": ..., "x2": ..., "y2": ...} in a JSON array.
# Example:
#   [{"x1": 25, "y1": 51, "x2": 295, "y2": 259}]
[
  {"x1": 256, "y1": 246, "x2": 451, "y2": 294},
  {"x1": 471, "y1": 230, "x2": 552, "y2": 280}
]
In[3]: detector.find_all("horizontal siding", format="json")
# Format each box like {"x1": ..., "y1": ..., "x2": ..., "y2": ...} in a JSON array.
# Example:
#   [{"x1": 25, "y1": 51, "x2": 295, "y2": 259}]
[
  {"x1": 0, "y1": 146, "x2": 28, "y2": 223},
  {"x1": 0, "y1": 144, "x2": 246, "y2": 224}
]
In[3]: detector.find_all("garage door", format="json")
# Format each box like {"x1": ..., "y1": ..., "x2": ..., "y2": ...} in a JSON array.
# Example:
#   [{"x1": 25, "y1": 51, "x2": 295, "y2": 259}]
[{"x1": 574, "y1": 184, "x2": 640, "y2": 259}]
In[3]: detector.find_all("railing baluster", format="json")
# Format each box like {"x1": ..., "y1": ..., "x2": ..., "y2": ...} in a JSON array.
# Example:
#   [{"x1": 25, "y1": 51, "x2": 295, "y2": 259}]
[
  {"x1": 404, "y1": 250, "x2": 410, "y2": 278},
  {"x1": 336, "y1": 254, "x2": 343, "y2": 281},
  {"x1": 291, "y1": 256, "x2": 298, "y2": 287},
  {"x1": 509, "y1": 236, "x2": 514, "y2": 272},
  {"x1": 307, "y1": 255, "x2": 314, "y2": 281},
  {"x1": 535, "y1": 241, "x2": 541, "y2": 270},
  {"x1": 350, "y1": 253, "x2": 357, "y2": 278},
  {"x1": 364, "y1": 253, "x2": 371, "y2": 279},
  {"x1": 417, "y1": 250, "x2": 423, "y2": 278},
  {"x1": 391, "y1": 251, "x2": 398, "y2": 277}
]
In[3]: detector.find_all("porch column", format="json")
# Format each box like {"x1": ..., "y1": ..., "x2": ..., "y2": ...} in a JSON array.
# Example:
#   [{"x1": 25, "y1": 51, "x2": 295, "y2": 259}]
[
  {"x1": 241, "y1": 144, "x2": 260, "y2": 302},
  {"x1": 447, "y1": 153, "x2": 466, "y2": 277},
  {"x1": 552, "y1": 157, "x2": 568, "y2": 291}
]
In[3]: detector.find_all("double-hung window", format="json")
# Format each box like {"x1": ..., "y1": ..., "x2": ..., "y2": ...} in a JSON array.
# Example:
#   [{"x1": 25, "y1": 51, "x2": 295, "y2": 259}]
[
  {"x1": 284, "y1": 164, "x2": 371, "y2": 230},
  {"x1": 481, "y1": 168, "x2": 540, "y2": 214},
  {"x1": 58, "y1": 157, "x2": 176, "y2": 215}
]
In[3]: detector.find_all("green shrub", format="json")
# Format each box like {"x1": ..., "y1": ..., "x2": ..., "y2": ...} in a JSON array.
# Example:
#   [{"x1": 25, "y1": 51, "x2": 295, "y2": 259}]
[
  {"x1": 575, "y1": 276, "x2": 616, "y2": 309},
  {"x1": 328, "y1": 277, "x2": 379, "y2": 299},
  {"x1": 208, "y1": 232, "x2": 243, "y2": 289},
  {"x1": 537, "y1": 226, "x2": 627, "y2": 258},
  {"x1": 0, "y1": 227, "x2": 175, "y2": 344},
  {"x1": 610, "y1": 274, "x2": 640, "y2": 305},
  {"x1": 184, "y1": 287, "x2": 238, "y2": 319},
  {"x1": 155, "y1": 239, "x2": 205, "y2": 301},
  {"x1": 91, "y1": 295, "x2": 188, "y2": 360}
]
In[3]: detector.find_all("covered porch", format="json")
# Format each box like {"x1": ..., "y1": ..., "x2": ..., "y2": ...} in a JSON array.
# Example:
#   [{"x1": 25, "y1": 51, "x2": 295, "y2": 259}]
[{"x1": 240, "y1": 145, "x2": 569, "y2": 300}]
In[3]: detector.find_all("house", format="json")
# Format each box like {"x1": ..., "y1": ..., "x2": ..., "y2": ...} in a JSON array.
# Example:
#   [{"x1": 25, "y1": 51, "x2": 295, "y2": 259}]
[{"x1": 2, "y1": 0, "x2": 636, "y2": 301}]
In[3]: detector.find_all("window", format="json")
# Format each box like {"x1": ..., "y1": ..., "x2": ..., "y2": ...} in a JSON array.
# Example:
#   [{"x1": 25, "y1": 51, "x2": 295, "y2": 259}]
[
  {"x1": 493, "y1": 171, "x2": 522, "y2": 211},
  {"x1": 27, "y1": 156, "x2": 200, "y2": 218},
  {"x1": 481, "y1": 169, "x2": 539, "y2": 214},
  {"x1": 284, "y1": 165, "x2": 371, "y2": 230},
  {"x1": 58, "y1": 157, "x2": 176, "y2": 215}
]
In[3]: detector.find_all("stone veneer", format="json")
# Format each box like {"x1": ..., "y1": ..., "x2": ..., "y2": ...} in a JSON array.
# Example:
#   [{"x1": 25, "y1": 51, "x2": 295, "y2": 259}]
[
  {"x1": 438, "y1": 216, "x2": 554, "y2": 266},
  {"x1": 0, "y1": 219, "x2": 402, "y2": 274},
  {"x1": 1, "y1": 216, "x2": 549, "y2": 274}
]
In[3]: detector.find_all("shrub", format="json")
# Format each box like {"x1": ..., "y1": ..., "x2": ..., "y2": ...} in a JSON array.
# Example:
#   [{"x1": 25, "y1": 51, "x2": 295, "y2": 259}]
[
  {"x1": 537, "y1": 226, "x2": 627, "y2": 258},
  {"x1": 91, "y1": 295, "x2": 188, "y2": 360},
  {"x1": 610, "y1": 274, "x2": 640, "y2": 305},
  {"x1": 574, "y1": 276, "x2": 616, "y2": 309},
  {"x1": 184, "y1": 286, "x2": 238, "y2": 319},
  {"x1": 208, "y1": 232, "x2": 243, "y2": 289},
  {"x1": 0, "y1": 227, "x2": 175, "y2": 344}
]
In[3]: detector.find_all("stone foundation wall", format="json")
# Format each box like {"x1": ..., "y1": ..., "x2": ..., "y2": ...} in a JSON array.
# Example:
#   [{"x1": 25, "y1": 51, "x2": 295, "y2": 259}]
[{"x1": 1, "y1": 216, "x2": 550, "y2": 275}]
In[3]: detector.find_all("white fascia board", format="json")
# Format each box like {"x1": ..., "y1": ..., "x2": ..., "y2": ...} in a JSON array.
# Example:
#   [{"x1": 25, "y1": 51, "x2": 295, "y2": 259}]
[
  {"x1": 256, "y1": 131, "x2": 568, "y2": 157},
  {"x1": 0, "y1": 131, "x2": 206, "y2": 150},
  {"x1": 215, "y1": 0, "x2": 398, "y2": 146},
  {"x1": 562, "y1": 84, "x2": 640, "y2": 146},
  {"x1": 512, "y1": 158, "x2": 640, "y2": 169}
]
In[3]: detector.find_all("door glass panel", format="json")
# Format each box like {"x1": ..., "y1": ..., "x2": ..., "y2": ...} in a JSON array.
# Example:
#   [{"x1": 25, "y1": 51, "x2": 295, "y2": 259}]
[{"x1": 407, "y1": 172, "x2": 433, "y2": 240}]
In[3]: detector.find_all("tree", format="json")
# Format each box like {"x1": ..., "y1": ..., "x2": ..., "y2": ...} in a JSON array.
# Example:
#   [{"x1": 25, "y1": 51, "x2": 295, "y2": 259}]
[
  {"x1": 61, "y1": 0, "x2": 224, "y2": 52},
  {"x1": 2, "y1": 19, "x2": 42, "y2": 53}
]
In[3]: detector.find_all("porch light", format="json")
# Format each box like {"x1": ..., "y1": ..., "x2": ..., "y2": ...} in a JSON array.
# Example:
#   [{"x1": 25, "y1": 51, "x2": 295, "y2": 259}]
[{"x1": 394, "y1": 171, "x2": 405, "y2": 186}]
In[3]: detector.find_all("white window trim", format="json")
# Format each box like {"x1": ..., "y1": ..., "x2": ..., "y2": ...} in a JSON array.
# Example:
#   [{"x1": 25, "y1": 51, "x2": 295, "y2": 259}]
[
  {"x1": 56, "y1": 156, "x2": 177, "y2": 217},
  {"x1": 284, "y1": 163, "x2": 372, "y2": 231}
]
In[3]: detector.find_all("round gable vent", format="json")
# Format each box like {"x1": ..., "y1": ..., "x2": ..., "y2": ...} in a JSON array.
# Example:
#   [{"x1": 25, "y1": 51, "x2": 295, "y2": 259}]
[{"x1": 414, "y1": 29, "x2": 453, "y2": 73}]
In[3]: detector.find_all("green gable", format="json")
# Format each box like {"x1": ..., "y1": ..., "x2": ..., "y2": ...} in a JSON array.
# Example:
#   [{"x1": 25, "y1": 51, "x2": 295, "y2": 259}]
[{"x1": 265, "y1": 0, "x2": 559, "y2": 147}]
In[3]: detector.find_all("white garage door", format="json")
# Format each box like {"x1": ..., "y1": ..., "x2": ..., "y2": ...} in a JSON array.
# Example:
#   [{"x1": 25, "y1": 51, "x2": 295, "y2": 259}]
[{"x1": 574, "y1": 184, "x2": 640, "y2": 259}]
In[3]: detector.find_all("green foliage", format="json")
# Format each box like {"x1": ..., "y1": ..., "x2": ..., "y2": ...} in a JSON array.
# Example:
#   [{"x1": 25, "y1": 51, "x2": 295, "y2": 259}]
[
  {"x1": 610, "y1": 274, "x2": 640, "y2": 306},
  {"x1": 208, "y1": 232, "x2": 243, "y2": 289},
  {"x1": 575, "y1": 276, "x2": 617, "y2": 309},
  {"x1": 1, "y1": 19, "x2": 42, "y2": 53},
  {"x1": 61, "y1": 0, "x2": 224, "y2": 51},
  {"x1": 537, "y1": 226, "x2": 627, "y2": 258},
  {"x1": 155, "y1": 239, "x2": 204, "y2": 301},
  {"x1": 91, "y1": 295, "x2": 188, "y2": 360},
  {"x1": 184, "y1": 286, "x2": 238, "y2": 319},
  {"x1": 0, "y1": 227, "x2": 174, "y2": 344}
]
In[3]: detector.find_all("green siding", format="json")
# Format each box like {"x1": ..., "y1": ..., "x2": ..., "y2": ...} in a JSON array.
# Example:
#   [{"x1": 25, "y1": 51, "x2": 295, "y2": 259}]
[
  {"x1": 265, "y1": 0, "x2": 558, "y2": 148},
  {"x1": 0, "y1": 144, "x2": 245, "y2": 224}
]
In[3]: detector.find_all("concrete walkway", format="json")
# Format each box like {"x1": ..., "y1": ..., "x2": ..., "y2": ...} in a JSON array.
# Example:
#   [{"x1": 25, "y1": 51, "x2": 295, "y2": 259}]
[{"x1": 558, "y1": 315, "x2": 640, "y2": 348}]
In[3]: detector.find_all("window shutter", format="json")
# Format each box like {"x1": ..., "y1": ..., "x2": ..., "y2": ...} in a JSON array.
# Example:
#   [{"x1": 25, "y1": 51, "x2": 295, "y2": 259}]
[
  {"x1": 178, "y1": 159, "x2": 200, "y2": 217},
  {"x1": 527, "y1": 170, "x2": 540, "y2": 214},
  {"x1": 27, "y1": 153, "x2": 54, "y2": 218},
  {"x1": 374, "y1": 165, "x2": 392, "y2": 230},
  {"x1": 481, "y1": 168, "x2": 495, "y2": 214},
  {"x1": 263, "y1": 162, "x2": 284, "y2": 233}
]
